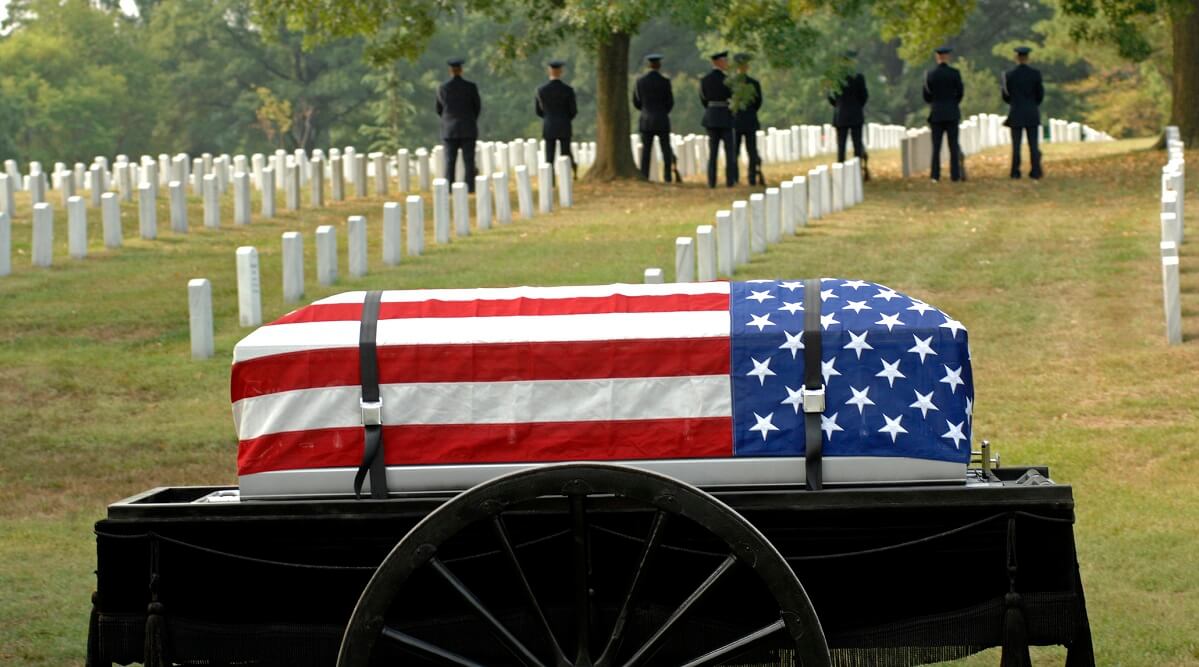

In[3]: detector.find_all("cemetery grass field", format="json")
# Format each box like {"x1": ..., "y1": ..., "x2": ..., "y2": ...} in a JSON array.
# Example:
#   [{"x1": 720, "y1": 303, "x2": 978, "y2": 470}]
[{"x1": 1, "y1": 138, "x2": 1197, "y2": 666}]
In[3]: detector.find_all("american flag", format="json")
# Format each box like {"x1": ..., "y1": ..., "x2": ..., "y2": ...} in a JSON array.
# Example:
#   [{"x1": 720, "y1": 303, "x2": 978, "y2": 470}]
[{"x1": 231, "y1": 280, "x2": 972, "y2": 483}]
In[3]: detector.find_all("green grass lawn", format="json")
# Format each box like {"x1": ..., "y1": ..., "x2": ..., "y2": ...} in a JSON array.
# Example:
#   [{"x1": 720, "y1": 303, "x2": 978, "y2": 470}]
[{"x1": 1, "y1": 138, "x2": 1196, "y2": 666}]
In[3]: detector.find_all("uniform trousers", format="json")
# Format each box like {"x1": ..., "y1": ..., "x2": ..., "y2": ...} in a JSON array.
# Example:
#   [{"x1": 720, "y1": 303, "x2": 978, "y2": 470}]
[
  {"x1": 545, "y1": 137, "x2": 575, "y2": 176},
  {"x1": 929, "y1": 121, "x2": 962, "y2": 182},
  {"x1": 1009, "y1": 126, "x2": 1042, "y2": 179},
  {"x1": 443, "y1": 138, "x2": 477, "y2": 192},
  {"x1": 835, "y1": 125, "x2": 867, "y2": 163},
  {"x1": 734, "y1": 131, "x2": 762, "y2": 185},
  {"x1": 639, "y1": 132, "x2": 673, "y2": 182},
  {"x1": 706, "y1": 128, "x2": 738, "y2": 188}
]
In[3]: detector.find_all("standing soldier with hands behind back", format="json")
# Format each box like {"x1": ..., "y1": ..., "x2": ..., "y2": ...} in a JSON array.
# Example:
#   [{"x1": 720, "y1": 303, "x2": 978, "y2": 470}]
[
  {"x1": 633, "y1": 54, "x2": 675, "y2": 182},
  {"x1": 828, "y1": 50, "x2": 870, "y2": 181},
  {"x1": 1002, "y1": 46, "x2": 1045, "y2": 179},
  {"x1": 730, "y1": 53, "x2": 763, "y2": 185},
  {"x1": 700, "y1": 51, "x2": 737, "y2": 188},
  {"x1": 436, "y1": 57, "x2": 482, "y2": 192},
  {"x1": 536, "y1": 59, "x2": 578, "y2": 176},
  {"x1": 923, "y1": 45, "x2": 964, "y2": 182}
]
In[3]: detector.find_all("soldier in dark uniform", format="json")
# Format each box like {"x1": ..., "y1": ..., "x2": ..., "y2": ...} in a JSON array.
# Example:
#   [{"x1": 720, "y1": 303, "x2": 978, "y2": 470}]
[
  {"x1": 923, "y1": 46, "x2": 964, "y2": 182},
  {"x1": 731, "y1": 53, "x2": 763, "y2": 185},
  {"x1": 633, "y1": 54, "x2": 674, "y2": 182},
  {"x1": 829, "y1": 50, "x2": 870, "y2": 180},
  {"x1": 700, "y1": 50, "x2": 737, "y2": 188},
  {"x1": 436, "y1": 57, "x2": 482, "y2": 192},
  {"x1": 536, "y1": 59, "x2": 578, "y2": 176},
  {"x1": 1002, "y1": 46, "x2": 1045, "y2": 179}
]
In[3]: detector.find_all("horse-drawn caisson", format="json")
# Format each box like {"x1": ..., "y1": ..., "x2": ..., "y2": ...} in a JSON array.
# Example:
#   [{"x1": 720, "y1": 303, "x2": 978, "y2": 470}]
[{"x1": 88, "y1": 280, "x2": 1093, "y2": 666}]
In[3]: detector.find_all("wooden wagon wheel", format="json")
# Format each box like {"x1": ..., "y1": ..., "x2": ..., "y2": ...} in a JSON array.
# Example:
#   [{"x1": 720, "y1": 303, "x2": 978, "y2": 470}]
[{"x1": 338, "y1": 463, "x2": 830, "y2": 667}]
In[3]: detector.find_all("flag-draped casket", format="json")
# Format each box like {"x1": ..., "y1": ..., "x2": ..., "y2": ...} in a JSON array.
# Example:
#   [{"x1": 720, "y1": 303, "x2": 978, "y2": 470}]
[{"x1": 231, "y1": 280, "x2": 974, "y2": 499}]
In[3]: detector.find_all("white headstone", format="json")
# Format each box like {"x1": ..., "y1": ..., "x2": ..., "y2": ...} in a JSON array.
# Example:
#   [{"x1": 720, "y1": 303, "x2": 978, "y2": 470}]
[
  {"x1": 285, "y1": 161, "x2": 300, "y2": 211},
  {"x1": 188, "y1": 278, "x2": 214, "y2": 359},
  {"x1": 831, "y1": 163, "x2": 844, "y2": 212},
  {"x1": 316, "y1": 225, "x2": 338, "y2": 285},
  {"x1": 793, "y1": 176, "x2": 808, "y2": 228},
  {"x1": 310, "y1": 156, "x2": 325, "y2": 208},
  {"x1": 330, "y1": 156, "x2": 345, "y2": 201},
  {"x1": 416, "y1": 148, "x2": 431, "y2": 191},
  {"x1": 233, "y1": 172, "x2": 251, "y2": 225},
  {"x1": 807, "y1": 168, "x2": 822, "y2": 219},
  {"x1": 164, "y1": 180, "x2": 185, "y2": 234},
  {"x1": 515, "y1": 165, "x2": 534, "y2": 219},
  {"x1": 1163, "y1": 255, "x2": 1181, "y2": 345},
  {"x1": 252, "y1": 153, "x2": 266, "y2": 191},
  {"x1": 765, "y1": 188, "x2": 781, "y2": 244},
  {"x1": 538, "y1": 163, "x2": 553, "y2": 214},
  {"x1": 556, "y1": 156, "x2": 573, "y2": 207},
  {"x1": 1161, "y1": 212, "x2": 1180, "y2": 247},
  {"x1": 779, "y1": 181, "x2": 795, "y2": 236},
  {"x1": 493, "y1": 172, "x2": 513, "y2": 225},
  {"x1": 475, "y1": 175, "x2": 492, "y2": 230},
  {"x1": 675, "y1": 237, "x2": 695, "y2": 282},
  {"x1": 396, "y1": 149, "x2": 410, "y2": 193},
  {"x1": 32, "y1": 203, "x2": 53, "y2": 267},
  {"x1": 1160, "y1": 240, "x2": 1178, "y2": 258},
  {"x1": 0, "y1": 174, "x2": 12, "y2": 217},
  {"x1": 452, "y1": 182, "x2": 470, "y2": 238},
  {"x1": 644, "y1": 267, "x2": 664, "y2": 284},
  {"x1": 347, "y1": 215, "x2": 368, "y2": 277},
  {"x1": 354, "y1": 154, "x2": 368, "y2": 197},
  {"x1": 696, "y1": 225, "x2": 717, "y2": 281},
  {"x1": 192, "y1": 158, "x2": 205, "y2": 194},
  {"x1": 68, "y1": 196, "x2": 87, "y2": 259},
  {"x1": 406, "y1": 195, "x2": 424, "y2": 256},
  {"x1": 383, "y1": 202, "x2": 402, "y2": 266},
  {"x1": 749, "y1": 194, "x2": 766, "y2": 254},
  {"x1": 138, "y1": 184, "x2": 157, "y2": 240},
  {"x1": 433, "y1": 178, "x2": 452, "y2": 243},
  {"x1": 203, "y1": 174, "x2": 220, "y2": 229},
  {"x1": 732, "y1": 201, "x2": 750, "y2": 267},
  {"x1": 715, "y1": 210, "x2": 733, "y2": 277},
  {"x1": 261, "y1": 166, "x2": 276, "y2": 219},
  {"x1": 0, "y1": 210, "x2": 9, "y2": 277},
  {"x1": 282, "y1": 231, "x2": 304, "y2": 302},
  {"x1": 116, "y1": 163, "x2": 132, "y2": 202},
  {"x1": 236, "y1": 246, "x2": 262, "y2": 327},
  {"x1": 372, "y1": 153, "x2": 388, "y2": 196},
  {"x1": 101, "y1": 192, "x2": 121, "y2": 248}
]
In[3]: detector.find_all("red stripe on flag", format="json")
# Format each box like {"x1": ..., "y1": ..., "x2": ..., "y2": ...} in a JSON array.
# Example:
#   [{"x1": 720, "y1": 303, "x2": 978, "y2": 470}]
[
  {"x1": 231, "y1": 337, "x2": 731, "y2": 402},
  {"x1": 237, "y1": 418, "x2": 733, "y2": 476},
  {"x1": 269, "y1": 292, "x2": 730, "y2": 325}
]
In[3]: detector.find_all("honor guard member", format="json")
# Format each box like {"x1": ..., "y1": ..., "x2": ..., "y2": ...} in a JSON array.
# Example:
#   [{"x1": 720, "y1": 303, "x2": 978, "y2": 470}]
[
  {"x1": 923, "y1": 45, "x2": 964, "y2": 182},
  {"x1": 731, "y1": 53, "x2": 763, "y2": 185},
  {"x1": 1002, "y1": 46, "x2": 1045, "y2": 179},
  {"x1": 536, "y1": 59, "x2": 578, "y2": 175},
  {"x1": 700, "y1": 50, "x2": 737, "y2": 188},
  {"x1": 829, "y1": 50, "x2": 870, "y2": 180},
  {"x1": 633, "y1": 53, "x2": 675, "y2": 182},
  {"x1": 436, "y1": 57, "x2": 482, "y2": 192}
]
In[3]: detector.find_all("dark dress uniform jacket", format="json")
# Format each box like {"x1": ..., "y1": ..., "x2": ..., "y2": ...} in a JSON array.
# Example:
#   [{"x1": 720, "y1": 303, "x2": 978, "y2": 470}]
[
  {"x1": 535, "y1": 79, "x2": 577, "y2": 139},
  {"x1": 435, "y1": 76, "x2": 481, "y2": 140},
  {"x1": 633, "y1": 70, "x2": 673, "y2": 134},
  {"x1": 732, "y1": 75, "x2": 762, "y2": 132},
  {"x1": 829, "y1": 73, "x2": 868, "y2": 127},
  {"x1": 699, "y1": 69, "x2": 734, "y2": 129},
  {"x1": 1002, "y1": 64, "x2": 1044, "y2": 128},
  {"x1": 922, "y1": 64, "x2": 964, "y2": 123}
]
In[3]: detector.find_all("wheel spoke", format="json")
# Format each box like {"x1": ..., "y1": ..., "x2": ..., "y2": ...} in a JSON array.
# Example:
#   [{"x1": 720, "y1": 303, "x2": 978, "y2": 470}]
[
  {"x1": 620, "y1": 554, "x2": 738, "y2": 667},
  {"x1": 429, "y1": 557, "x2": 548, "y2": 667},
  {"x1": 492, "y1": 515, "x2": 570, "y2": 665},
  {"x1": 675, "y1": 618, "x2": 786, "y2": 667},
  {"x1": 596, "y1": 511, "x2": 669, "y2": 667},
  {"x1": 381, "y1": 626, "x2": 488, "y2": 667},
  {"x1": 570, "y1": 493, "x2": 594, "y2": 665}
]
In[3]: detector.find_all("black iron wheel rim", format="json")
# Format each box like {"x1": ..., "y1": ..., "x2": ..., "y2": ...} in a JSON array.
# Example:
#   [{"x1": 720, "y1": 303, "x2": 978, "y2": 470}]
[{"x1": 337, "y1": 463, "x2": 831, "y2": 667}]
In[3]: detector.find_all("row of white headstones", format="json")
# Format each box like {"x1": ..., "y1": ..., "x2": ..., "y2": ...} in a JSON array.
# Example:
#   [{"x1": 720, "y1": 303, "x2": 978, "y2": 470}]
[
  {"x1": 645, "y1": 158, "x2": 865, "y2": 284},
  {"x1": 900, "y1": 115, "x2": 1112, "y2": 177},
  {"x1": 185, "y1": 155, "x2": 577, "y2": 359},
  {"x1": 0, "y1": 140, "x2": 583, "y2": 274},
  {"x1": 1161, "y1": 126, "x2": 1187, "y2": 345}
]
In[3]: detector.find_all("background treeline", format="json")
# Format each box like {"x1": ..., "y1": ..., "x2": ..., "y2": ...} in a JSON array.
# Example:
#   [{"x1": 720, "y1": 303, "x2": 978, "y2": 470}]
[{"x1": 0, "y1": 0, "x2": 1171, "y2": 166}]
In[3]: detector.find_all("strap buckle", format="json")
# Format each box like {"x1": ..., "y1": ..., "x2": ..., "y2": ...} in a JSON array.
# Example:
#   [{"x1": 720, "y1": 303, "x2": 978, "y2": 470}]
[
  {"x1": 803, "y1": 386, "x2": 825, "y2": 413},
  {"x1": 360, "y1": 399, "x2": 383, "y2": 427}
]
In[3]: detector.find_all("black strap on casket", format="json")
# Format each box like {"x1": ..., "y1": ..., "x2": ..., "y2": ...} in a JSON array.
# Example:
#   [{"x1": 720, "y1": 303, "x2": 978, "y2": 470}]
[
  {"x1": 803, "y1": 278, "x2": 824, "y2": 491},
  {"x1": 353, "y1": 290, "x2": 389, "y2": 500}
]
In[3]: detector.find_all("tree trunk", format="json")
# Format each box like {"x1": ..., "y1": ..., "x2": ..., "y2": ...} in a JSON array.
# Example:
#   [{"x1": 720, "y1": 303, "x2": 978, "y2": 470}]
[
  {"x1": 585, "y1": 30, "x2": 640, "y2": 181},
  {"x1": 1169, "y1": 1, "x2": 1199, "y2": 147}
]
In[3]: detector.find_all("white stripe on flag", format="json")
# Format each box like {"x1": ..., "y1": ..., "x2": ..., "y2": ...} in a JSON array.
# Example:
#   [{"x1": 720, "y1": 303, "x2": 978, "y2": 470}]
[
  {"x1": 233, "y1": 310, "x2": 732, "y2": 363},
  {"x1": 312, "y1": 282, "x2": 732, "y2": 305},
  {"x1": 233, "y1": 375, "x2": 733, "y2": 440}
]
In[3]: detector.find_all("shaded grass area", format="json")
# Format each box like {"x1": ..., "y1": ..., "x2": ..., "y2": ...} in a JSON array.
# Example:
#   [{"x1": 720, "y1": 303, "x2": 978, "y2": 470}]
[{"x1": 1, "y1": 139, "x2": 1196, "y2": 665}]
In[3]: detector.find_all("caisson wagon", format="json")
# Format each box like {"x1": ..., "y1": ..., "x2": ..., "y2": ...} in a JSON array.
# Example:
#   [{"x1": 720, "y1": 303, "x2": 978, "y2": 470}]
[{"x1": 88, "y1": 280, "x2": 1093, "y2": 666}]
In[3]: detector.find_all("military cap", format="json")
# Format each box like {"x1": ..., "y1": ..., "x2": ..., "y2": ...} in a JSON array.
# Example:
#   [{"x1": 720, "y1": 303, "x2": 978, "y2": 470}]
[
  {"x1": 733, "y1": 52, "x2": 752, "y2": 64},
  {"x1": 1014, "y1": 46, "x2": 1032, "y2": 55},
  {"x1": 447, "y1": 57, "x2": 466, "y2": 67},
  {"x1": 710, "y1": 50, "x2": 729, "y2": 60},
  {"x1": 645, "y1": 53, "x2": 664, "y2": 63},
  {"x1": 934, "y1": 45, "x2": 953, "y2": 54},
  {"x1": 547, "y1": 59, "x2": 566, "y2": 68}
]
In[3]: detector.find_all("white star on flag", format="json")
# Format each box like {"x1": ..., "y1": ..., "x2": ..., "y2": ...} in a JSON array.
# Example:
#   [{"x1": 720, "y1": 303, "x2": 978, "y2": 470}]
[
  {"x1": 842, "y1": 300, "x2": 872, "y2": 313},
  {"x1": 822, "y1": 412, "x2": 843, "y2": 439},
  {"x1": 940, "y1": 317, "x2": 967, "y2": 339},
  {"x1": 778, "y1": 301, "x2": 804, "y2": 314},
  {"x1": 965, "y1": 397, "x2": 974, "y2": 424},
  {"x1": 820, "y1": 289, "x2": 836, "y2": 301},
  {"x1": 908, "y1": 335, "x2": 938, "y2": 363},
  {"x1": 747, "y1": 357, "x2": 776, "y2": 385},
  {"x1": 781, "y1": 386, "x2": 804, "y2": 414},
  {"x1": 844, "y1": 330, "x2": 873, "y2": 359},
  {"x1": 907, "y1": 301, "x2": 936, "y2": 315},
  {"x1": 875, "y1": 312, "x2": 905, "y2": 331},
  {"x1": 749, "y1": 412, "x2": 779, "y2": 440},
  {"x1": 747, "y1": 290, "x2": 774, "y2": 303},
  {"x1": 876, "y1": 358, "x2": 906, "y2": 387},
  {"x1": 779, "y1": 331, "x2": 805, "y2": 358},
  {"x1": 820, "y1": 312, "x2": 840, "y2": 330},
  {"x1": 779, "y1": 281, "x2": 804, "y2": 291},
  {"x1": 910, "y1": 389, "x2": 939, "y2": 418},
  {"x1": 747, "y1": 313, "x2": 775, "y2": 331},
  {"x1": 939, "y1": 364, "x2": 964, "y2": 394},
  {"x1": 846, "y1": 385, "x2": 874, "y2": 414},
  {"x1": 942, "y1": 420, "x2": 967, "y2": 449},
  {"x1": 841, "y1": 279, "x2": 870, "y2": 290},
  {"x1": 874, "y1": 288, "x2": 901, "y2": 302},
  {"x1": 879, "y1": 414, "x2": 908, "y2": 443},
  {"x1": 822, "y1": 358, "x2": 841, "y2": 384}
]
